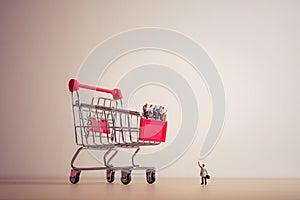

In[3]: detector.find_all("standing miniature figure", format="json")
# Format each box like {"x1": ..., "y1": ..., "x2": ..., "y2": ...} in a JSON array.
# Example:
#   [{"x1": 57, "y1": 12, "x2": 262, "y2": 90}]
[
  {"x1": 148, "y1": 104, "x2": 154, "y2": 119},
  {"x1": 153, "y1": 105, "x2": 158, "y2": 119},
  {"x1": 157, "y1": 106, "x2": 162, "y2": 120},
  {"x1": 198, "y1": 161, "x2": 209, "y2": 185},
  {"x1": 162, "y1": 108, "x2": 167, "y2": 121},
  {"x1": 142, "y1": 103, "x2": 149, "y2": 118},
  {"x1": 159, "y1": 107, "x2": 165, "y2": 120}
]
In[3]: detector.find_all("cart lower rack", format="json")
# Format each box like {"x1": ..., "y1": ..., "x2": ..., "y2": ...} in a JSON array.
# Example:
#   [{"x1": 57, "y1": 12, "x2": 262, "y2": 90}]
[{"x1": 68, "y1": 79, "x2": 168, "y2": 185}]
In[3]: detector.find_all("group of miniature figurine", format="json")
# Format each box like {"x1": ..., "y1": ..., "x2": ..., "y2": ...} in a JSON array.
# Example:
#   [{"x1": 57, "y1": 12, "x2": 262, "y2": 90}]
[{"x1": 142, "y1": 103, "x2": 167, "y2": 121}]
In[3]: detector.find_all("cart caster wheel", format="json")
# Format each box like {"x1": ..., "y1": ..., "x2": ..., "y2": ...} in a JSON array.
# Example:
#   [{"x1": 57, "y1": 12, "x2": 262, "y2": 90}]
[
  {"x1": 69, "y1": 169, "x2": 81, "y2": 184},
  {"x1": 106, "y1": 169, "x2": 115, "y2": 183},
  {"x1": 146, "y1": 169, "x2": 156, "y2": 184},
  {"x1": 121, "y1": 170, "x2": 132, "y2": 185}
]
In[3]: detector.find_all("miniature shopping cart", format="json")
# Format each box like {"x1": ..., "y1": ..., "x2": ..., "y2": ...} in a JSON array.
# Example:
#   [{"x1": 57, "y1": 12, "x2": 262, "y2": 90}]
[{"x1": 68, "y1": 79, "x2": 168, "y2": 185}]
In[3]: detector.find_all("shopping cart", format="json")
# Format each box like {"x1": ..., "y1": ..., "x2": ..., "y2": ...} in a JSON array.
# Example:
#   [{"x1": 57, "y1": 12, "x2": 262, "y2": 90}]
[{"x1": 68, "y1": 79, "x2": 168, "y2": 185}]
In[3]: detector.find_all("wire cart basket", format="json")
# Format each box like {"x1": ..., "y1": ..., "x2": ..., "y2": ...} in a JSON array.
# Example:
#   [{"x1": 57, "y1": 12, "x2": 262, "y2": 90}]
[{"x1": 68, "y1": 79, "x2": 168, "y2": 185}]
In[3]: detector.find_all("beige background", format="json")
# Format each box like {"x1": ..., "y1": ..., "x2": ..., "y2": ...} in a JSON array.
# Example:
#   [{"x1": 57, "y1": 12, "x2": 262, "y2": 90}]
[{"x1": 0, "y1": 0, "x2": 300, "y2": 179}]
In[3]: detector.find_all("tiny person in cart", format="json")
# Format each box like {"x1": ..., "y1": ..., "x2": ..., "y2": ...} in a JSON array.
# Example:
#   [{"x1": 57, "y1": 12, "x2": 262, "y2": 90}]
[
  {"x1": 198, "y1": 161, "x2": 209, "y2": 185},
  {"x1": 142, "y1": 103, "x2": 149, "y2": 118}
]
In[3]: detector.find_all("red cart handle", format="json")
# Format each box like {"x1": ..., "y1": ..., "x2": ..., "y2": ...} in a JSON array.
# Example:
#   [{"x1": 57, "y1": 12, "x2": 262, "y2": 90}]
[{"x1": 68, "y1": 79, "x2": 123, "y2": 100}]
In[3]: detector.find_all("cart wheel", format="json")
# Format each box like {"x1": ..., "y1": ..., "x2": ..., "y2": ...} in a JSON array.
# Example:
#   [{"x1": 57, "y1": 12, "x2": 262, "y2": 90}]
[
  {"x1": 121, "y1": 171, "x2": 132, "y2": 185},
  {"x1": 69, "y1": 169, "x2": 81, "y2": 184},
  {"x1": 106, "y1": 169, "x2": 115, "y2": 183},
  {"x1": 146, "y1": 170, "x2": 156, "y2": 184}
]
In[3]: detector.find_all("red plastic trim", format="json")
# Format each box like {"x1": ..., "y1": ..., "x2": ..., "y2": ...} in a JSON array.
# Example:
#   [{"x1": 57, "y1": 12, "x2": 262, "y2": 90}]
[
  {"x1": 68, "y1": 79, "x2": 80, "y2": 92},
  {"x1": 68, "y1": 79, "x2": 123, "y2": 100}
]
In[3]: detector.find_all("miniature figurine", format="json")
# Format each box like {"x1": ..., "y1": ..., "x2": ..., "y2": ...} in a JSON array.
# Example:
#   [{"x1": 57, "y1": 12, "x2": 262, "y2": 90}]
[
  {"x1": 198, "y1": 161, "x2": 209, "y2": 185},
  {"x1": 148, "y1": 104, "x2": 154, "y2": 119},
  {"x1": 142, "y1": 103, "x2": 149, "y2": 118}
]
